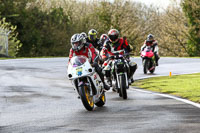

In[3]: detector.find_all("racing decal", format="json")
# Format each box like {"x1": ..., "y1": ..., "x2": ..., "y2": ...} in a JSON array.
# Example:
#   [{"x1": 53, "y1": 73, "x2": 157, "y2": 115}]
[
  {"x1": 96, "y1": 80, "x2": 99, "y2": 86},
  {"x1": 76, "y1": 67, "x2": 83, "y2": 76},
  {"x1": 94, "y1": 74, "x2": 97, "y2": 80}
]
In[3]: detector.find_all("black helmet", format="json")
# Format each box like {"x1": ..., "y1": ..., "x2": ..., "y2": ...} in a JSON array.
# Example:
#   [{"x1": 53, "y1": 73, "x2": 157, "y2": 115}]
[
  {"x1": 88, "y1": 29, "x2": 97, "y2": 41},
  {"x1": 108, "y1": 29, "x2": 119, "y2": 43},
  {"x1": 71, "y1": 34, "x2": 84, "y2": 51},
  {"x1": 147, "y1": 34, "x2": 154, "y2": 42}
]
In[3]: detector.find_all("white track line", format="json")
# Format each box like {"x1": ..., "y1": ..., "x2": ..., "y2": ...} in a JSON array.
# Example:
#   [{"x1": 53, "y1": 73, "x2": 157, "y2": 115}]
[{"x1": 132, "y1": 88, "x2": 200, "y2": 108}]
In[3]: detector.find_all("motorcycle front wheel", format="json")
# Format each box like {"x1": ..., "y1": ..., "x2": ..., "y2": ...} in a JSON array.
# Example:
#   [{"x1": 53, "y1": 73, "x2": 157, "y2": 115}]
[
  {"x1": 150, "y1": 60, "x2": 155, "y2": 74},
  {"x1": 115, "y1": 78, "x2": 122, "y2": 97},
  {"x1": 143, "y1": 59, "x2": 149, "y2": 74},
  {"x1": 120, "y1": 74, "x2": 127, "y2": 99},
  {"x1": 79, "y1": 85, "x2": 94, "y2": 111},
  {"x1": 95, "y1": 92, "x2": 106, "y2": 107}
]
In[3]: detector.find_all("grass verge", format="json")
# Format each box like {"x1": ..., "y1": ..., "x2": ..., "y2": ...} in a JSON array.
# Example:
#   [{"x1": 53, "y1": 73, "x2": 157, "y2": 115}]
[{"x1": 132, "y1": 73, "x2": 200, "y2": 103}]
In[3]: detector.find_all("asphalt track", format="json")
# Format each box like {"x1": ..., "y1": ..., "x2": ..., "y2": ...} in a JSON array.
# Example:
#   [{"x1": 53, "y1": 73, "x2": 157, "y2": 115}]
[{"x1": 0, "y1": 57, "x2": 200, "y2": 133}]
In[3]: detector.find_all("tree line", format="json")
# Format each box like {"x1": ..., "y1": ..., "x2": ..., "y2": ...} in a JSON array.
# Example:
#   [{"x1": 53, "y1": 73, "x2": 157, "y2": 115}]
[{"x1": 0, "y1": 0, "x2": 199, "y2": 57}]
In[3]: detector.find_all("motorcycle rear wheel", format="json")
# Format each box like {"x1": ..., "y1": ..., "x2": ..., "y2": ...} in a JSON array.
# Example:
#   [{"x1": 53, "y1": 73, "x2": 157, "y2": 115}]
[{"x1": 79, "y1": 85, "x2": 94, "y2": 111}]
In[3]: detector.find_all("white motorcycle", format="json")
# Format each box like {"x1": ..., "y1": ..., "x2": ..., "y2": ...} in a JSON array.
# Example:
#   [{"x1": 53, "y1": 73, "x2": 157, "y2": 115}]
[{"x1": 67, "y1": 55, "x2": 106, "y2": 111}]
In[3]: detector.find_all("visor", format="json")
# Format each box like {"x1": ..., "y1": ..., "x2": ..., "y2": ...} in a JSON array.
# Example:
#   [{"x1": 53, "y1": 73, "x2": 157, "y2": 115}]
[
  {"x1": 147, "y1": 37, "x2": 153, "y2": 42},
  {"x1": 72, "y1": 41, "x2": 81, "y2": 50},
  {"x1": 109, "y1": 35, "x2": 118, "y2": 42},
  {"x1": 89, "y1": 35, "x2": 97, "y2": 41}
]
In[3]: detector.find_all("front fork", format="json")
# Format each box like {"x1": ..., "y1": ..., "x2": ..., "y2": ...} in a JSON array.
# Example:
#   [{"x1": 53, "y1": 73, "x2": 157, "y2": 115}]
[
  {"x1": 72, "y1": 77, "x2": 93, "y2": 96},
  {"x1": 115, "y1": 72, "x2": 128, "y2": 89}
]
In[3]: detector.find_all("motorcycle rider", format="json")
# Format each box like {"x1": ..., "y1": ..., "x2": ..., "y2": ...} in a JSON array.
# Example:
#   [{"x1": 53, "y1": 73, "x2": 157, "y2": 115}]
[
  {"x1": 101, "y1": 29, "x2": 137, "y2": 86},
  {"x1": 68, "y1": 33, "x2": 110, "y2": 90},
  {"x1": 99, "y1": 34, "x2": 109, "y2": 61},
  {"x1": 86, "y1": 29, "x2": 102, "y2": 52},
  {"x1": 141, "y1": 34, "x2": 160, "y2": 66},
  {"x1": 80, "y1": 32, "x2": 87, "y2": 44},
  {"x1": 99, "y1": 34, "x2": 109, "y2": 46},
  {"x1": 81, "y1": 32, "x2": 87, "y2": 40},
  {"x1": 96, "y1": 34, "x2": 109, "y2": 65}
]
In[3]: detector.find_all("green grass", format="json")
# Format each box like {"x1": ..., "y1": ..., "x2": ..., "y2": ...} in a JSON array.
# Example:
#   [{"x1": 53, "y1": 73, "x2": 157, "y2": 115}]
[
  {"x1": 168, "y1": 56, "x2": 200, "y2": 58},
  {"x1": 133, "y1": 73, "x2": 200, "y2": 103}
]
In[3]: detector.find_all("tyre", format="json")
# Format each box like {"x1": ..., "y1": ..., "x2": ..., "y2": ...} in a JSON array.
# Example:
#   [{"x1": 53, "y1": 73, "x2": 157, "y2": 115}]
[
  {"x1": 95, "y1": 92, "x2": 106, "y2": 107},
  {"x1": 79, "y1": 85, "x2": 94, "y2": 111},
  {"x1": 119, "y1": 87, "x2": 122, "y2": 97},
  {"x1": 115, "y1": 78, "x2": 122, "y2": 97},
  {"x1": 143, "y1": 59, "x2": 149, "y2": 74},
  {"x1": 120, "y1": 74, "x2": 127, "y2": 99},
  {"x1": 150, "y1": 60, "x2": 155, "y2": 74},
  {"x1": 150, "y1": 68, "x2": 155, "y2": 73}
]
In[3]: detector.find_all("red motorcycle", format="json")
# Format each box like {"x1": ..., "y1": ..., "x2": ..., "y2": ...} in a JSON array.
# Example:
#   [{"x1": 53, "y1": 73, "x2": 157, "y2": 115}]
[{"x1": 140, "y1": 46, "x2": 156, "y2": 74}]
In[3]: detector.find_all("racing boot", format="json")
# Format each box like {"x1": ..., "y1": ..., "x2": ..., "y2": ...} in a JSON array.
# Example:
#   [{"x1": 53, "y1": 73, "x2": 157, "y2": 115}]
[
  {"x1": 156, "y1": 61, "x2": 159, "y2": 66},
  {"x1": 107, "y1": 77, "x2": 112, "y2": 87},
  {"x1": 112, "y1": 81, "x2": 117, "y2": 92},
  {"x1": 103, "y1": 82, "x2": 110, "y2": 91},
  {"x1": 128, "y1": 77, "x2": 134, "y2": 85},
  {"x1": 154, "y1": 53, "x2": 160, "y2": 66}
]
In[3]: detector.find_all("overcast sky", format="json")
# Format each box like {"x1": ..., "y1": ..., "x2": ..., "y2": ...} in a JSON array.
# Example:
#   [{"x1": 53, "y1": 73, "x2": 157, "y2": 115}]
[
  {"x1": 134, "y1": 0, "x2": 181, "y2": 8},
  {"x1": 108, "y1": 0, "x2": 181, "y2": 10},
  {"x1": 133, "y1": 0, "x2": 171, "y2": 7}
]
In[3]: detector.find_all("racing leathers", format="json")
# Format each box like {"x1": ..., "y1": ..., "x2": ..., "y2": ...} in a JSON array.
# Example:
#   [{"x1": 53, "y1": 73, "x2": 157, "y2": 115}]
[
  {"x1": 101, "y1": 37, "x2": 137, "y2": 85},
  {"x1": 86, "y1": 37, "x2": 102, "y2": 52}
]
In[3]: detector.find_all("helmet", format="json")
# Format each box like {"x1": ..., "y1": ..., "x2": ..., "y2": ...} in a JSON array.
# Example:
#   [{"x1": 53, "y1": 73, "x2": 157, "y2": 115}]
[
  {"x1": 71, "y1": 34, "x2": 84, "y2": 51},
  {"x1": 81, "y1": 32, "x2": 87, "y2": 38},
  {"x1": 147, "y1": 34, "x2": 154, "y2": 42},
  {"x1": 88, "y1": 29, "x2": 97, "y2": 41},
  {"x1": 108, "y1": 29, "x2": 119, "y2": 43},
  {"x1": 100, "y1": 34, "x2": 108, "y2": 44},
  {"x1": 80, "y1": 32, "x2": 87, "y2": 43}
]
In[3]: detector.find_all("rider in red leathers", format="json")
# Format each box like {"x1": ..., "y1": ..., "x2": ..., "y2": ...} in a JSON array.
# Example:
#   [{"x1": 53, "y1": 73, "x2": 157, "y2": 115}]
[
  {"x1": 101, "y1": 29, "x2": 137, "y2": 86},
  {"x1": 68, "y1": 33, "x2": 110, "y2": 90},
  {"x1": 99, "y1": 34, "x2": 109, "y2": 62}
]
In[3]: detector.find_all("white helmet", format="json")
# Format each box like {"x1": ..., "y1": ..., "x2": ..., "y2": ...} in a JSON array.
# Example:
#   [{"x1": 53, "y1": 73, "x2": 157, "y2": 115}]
[
  {"x1": 80, "y1": 32, "x2": 87, "y2": 43},
  {"x1": 71, "y1": 34, "x2": 84, "y2": 51}
]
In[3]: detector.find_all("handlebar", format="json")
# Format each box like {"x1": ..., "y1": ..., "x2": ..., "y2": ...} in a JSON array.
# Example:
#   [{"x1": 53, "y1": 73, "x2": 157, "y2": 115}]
[{"x1": 109, "y1": 53, "x2": 130, "y2": 60}]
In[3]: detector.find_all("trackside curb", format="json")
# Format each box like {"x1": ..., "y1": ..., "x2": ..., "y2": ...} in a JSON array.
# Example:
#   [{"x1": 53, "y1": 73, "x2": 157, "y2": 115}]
[{"x1": 130, "y1": 87, "x2": 200, "y2": 109}]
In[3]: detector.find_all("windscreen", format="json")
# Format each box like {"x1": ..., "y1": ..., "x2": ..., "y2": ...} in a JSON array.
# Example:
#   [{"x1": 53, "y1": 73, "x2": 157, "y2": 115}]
[{"x1": 70, "y1": 56, "x2": 87, "y2": 67}]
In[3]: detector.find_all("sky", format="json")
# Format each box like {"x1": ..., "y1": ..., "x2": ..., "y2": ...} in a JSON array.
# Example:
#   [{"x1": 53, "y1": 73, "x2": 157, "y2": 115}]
[
  {"x1": 133, "y1": 0, "x2": 171, "y2": 7},
  {"x1": 79, "y1": 0, "x2": 181, "y2": 11},
  {"x1": 132, "y1": 0, "x2": 181, "y2": 9},
  {"x1": 109, "y1": 0, "x2": 181, "y2": 10}
]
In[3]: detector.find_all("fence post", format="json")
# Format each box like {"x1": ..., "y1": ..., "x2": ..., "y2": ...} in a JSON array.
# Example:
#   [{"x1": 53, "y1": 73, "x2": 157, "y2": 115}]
[{"x1": 5, "y1": 31, "x2": 11, "y2": 57}]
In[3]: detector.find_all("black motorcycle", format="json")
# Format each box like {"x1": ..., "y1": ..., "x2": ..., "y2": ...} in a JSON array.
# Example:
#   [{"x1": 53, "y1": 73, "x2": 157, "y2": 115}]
[{"x1": 108, "y1": 50, "x2": 130, "y2": 99}]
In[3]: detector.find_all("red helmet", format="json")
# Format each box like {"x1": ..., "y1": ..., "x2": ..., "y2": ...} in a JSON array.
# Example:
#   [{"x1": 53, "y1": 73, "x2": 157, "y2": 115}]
[{"x1": 108, "y1": 29, "x2": 119, "y2": 43}]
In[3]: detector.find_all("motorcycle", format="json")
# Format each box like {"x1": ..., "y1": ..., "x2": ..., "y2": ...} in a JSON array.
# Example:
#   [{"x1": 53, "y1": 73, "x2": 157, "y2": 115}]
[
  {"x1": 140, "y1": 46, "x2": 156, "y2": 74},
  {"x1": 67, "y1": 55, "x2": 106, "y2": 111},
  {"x1": 104, "y1": 50, "x2": 130, "y2": 99}
]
